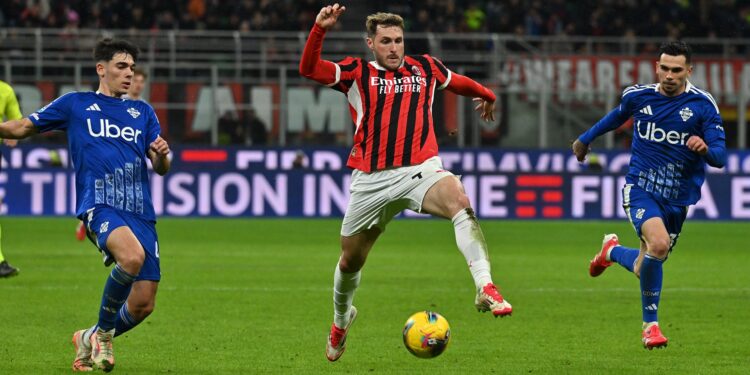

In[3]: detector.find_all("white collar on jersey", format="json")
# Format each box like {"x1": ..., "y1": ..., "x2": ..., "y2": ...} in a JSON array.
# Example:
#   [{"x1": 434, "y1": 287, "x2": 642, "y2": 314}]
[
  {"x1": 369, "y1": 60, "x2": 405, "y2": 71},
  {"x1": 654, "y1": 80, "x2": 693, "y2": 93}
]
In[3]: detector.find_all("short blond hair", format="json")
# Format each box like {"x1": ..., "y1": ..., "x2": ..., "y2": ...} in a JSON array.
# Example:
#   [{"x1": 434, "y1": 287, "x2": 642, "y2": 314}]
[{"x1": 365, "y1": 12, "x2": 404, "y2": 37}]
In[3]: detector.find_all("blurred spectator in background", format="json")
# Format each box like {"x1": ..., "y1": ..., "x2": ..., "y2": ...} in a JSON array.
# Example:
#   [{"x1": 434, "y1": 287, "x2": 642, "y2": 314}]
[
  {"x1": 292, "y1": 149, "x2": 306, "y2": 169},
  {"x1": 218, "y1": 110, "x2": 243, "y2": 145},
  {"x1": 247, "y1": 108, "x2": 268, "y2": 146},
  {"x1": 124, "y1": 67, "x2": 148, "y2": 101},
  {"x1": 463, "y1": 3, "x2": 486, "y2": 32},
  {"x1": 2, "y1": 0, "x2": 747, "y2": 39}
]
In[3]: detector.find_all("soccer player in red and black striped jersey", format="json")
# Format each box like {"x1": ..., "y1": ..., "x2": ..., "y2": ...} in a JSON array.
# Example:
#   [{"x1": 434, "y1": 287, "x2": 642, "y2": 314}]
[{"x1": 301, "y1": 4, "x2": 513, "y2": 362}]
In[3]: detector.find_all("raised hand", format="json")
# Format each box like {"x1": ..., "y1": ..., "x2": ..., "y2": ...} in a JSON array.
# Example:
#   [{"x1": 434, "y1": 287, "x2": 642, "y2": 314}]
[
  {"x1": 473, "y1": 97, "x2": 495, "y2": 122},
  {"x1": 316, "y1": 3, "x2": 346, "y2": 30}
]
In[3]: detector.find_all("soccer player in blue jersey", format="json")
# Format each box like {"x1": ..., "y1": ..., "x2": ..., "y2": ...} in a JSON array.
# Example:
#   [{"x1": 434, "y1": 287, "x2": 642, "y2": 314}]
[
  {"x1": 76, "y1": 66, "x2": 149, "y2": 242},
  {"x1": 572, "y1": 41, "x2": 726, "y2": 349},
  {"x1": 0, "y1": 38, "x2": 171, "y2": 371}
]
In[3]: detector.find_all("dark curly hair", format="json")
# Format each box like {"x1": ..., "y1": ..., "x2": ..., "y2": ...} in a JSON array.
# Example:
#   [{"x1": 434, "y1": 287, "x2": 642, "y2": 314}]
[
  {"x1": 659, "y1": 41, "x2": 692, "y2": 64},
  {"x1": 93, "y1": 38, "x2": 140, "y2": 62}
]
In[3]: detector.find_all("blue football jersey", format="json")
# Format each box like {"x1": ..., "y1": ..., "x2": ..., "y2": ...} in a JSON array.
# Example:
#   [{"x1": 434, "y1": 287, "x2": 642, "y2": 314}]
[
  {"x1": 579, "y1": 82, "x2": 726, "y2": 206},
  {"x1": 29, "y1": 92, "x2": 161, "y2": 220}
]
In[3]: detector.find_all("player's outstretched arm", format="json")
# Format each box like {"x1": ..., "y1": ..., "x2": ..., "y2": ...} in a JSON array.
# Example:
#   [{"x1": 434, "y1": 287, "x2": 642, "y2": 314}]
[
  {"x1": 148, "y1": 136, "x2": 171, "y2": 176},
  {"x1": 0, "y1": 118, "x2": 37, "y2": 140},
  {"x1": 445, "y1": 73, "x2": 496, "y2": 122},
  {"x1": 574, "y1": 105, "x2": 632, "y2": 162},
  {"x1": 299, "y1": 4, "x2": 346, "y2": 84}
]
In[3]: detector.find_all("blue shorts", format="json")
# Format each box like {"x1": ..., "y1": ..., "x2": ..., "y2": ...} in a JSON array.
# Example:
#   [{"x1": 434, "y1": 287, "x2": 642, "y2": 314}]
[
  {"x1": 622, "y1": 184, "x2": 688, "y2": 251},
  {"x1": 82, "y1": 205, "x2": 161, "y2": 281}
]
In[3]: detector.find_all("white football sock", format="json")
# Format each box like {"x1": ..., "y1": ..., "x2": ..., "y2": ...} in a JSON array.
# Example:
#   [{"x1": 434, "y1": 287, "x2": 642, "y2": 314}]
[
  {"x1": 82, "y1": 325, "x2": 96, "y2": 345},
  {"x1": 333, "y1": 263, "x2": 361, "y2": 329},
  {"x1": 452, "y1": 208, "x2": 493, "y2": 290}
]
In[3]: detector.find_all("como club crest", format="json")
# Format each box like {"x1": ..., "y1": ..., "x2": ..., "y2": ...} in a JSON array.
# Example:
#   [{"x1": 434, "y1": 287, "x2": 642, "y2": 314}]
[
  {"x1": 679, "y1": 107, "x2": 693, "y2": 122},
  {"x1": 411, "y1": 66, "x2": 421, "y2": 76}
]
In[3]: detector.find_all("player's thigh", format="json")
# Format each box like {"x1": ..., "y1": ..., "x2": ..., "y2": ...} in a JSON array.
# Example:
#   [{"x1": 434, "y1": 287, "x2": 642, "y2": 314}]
[
  {"x1": 623, "y1": 184, "x2": 664, "y2": 240},
  {"x1": 341, "y1": 170, "x2": 400, "y2": 237},
  {"x1": 420, "y1": 175, "x2": 469, "y2": 219},
  {"x1": 399, "y1": 156, "x2": 463, "y2": 219},
  {"x1": 127, "y1": 218, "x2": 161, "y2": 282},
  {"x1": 640, "y1": 217, "x2": 671, "y2": 258},
  {"x1": 85, "y1": 207, "x2": 144, "y2": 269},
  {"x1": 106, "y1": 226, "x2": 146, "y2": 267}
]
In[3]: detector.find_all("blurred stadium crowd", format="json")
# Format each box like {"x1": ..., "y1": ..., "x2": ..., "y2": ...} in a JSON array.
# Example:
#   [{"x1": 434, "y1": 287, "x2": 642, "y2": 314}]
[
  {"x1": 2, "y1": 0, "x2": 749, "y2": 38},
  {"x1": 2, "y1": 1, "x2": 748, "y2": 148}
]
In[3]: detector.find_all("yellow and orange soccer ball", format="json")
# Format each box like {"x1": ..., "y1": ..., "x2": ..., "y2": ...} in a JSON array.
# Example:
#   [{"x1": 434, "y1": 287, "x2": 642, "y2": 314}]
[{"x1": 402, "y1": 311, "x2": 451, "y2": 358}]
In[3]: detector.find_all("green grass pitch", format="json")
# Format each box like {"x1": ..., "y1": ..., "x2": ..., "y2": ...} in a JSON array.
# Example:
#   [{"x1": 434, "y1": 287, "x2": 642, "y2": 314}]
[{"x1": 1, "y1": 218, "x2": 748, "y2": 374}]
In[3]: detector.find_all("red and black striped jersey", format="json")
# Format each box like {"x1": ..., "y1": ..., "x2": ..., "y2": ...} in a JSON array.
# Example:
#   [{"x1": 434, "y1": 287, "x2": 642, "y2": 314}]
[
  {"x1": 299, "y1": 24, "x2": 495, "y2": 173},
  {"x1": 328, "y1": 55, "x2": 450, "y2": 172}
]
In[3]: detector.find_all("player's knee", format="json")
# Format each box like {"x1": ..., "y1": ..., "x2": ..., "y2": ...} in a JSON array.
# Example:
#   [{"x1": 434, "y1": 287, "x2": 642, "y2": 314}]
[
  {"x1": 455, "y1": 194, "x2": 471, "y2": 210},
  {"x1": 118, "y1": 250, "x2": 145, "y2": 274},
  {"x1": 648, "y1": 238, "x2": 670, "y2": 259},
  {"x1": 338, "y1": 255, "x2": 364, "y2": 273},
  {"x1": 447, "y1": 194, "x2": 472, "y2": 217}
]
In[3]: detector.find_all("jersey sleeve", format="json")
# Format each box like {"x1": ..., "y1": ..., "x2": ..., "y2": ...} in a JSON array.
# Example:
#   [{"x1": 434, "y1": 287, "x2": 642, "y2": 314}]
[
  {"x1": 699, "y1": 96, "x2": 726, "y2": 168},
  {"x1": 578, "y1": 86, "x2": 635, "y2": 144},
  {"x1": 28, "y1": 92, "x2": 75, "y2": 132},
  {"x1": 444, "y1": 71, "x2": 496, "y2": 102},
  {"x1": 145, "y1": 104, "x2": 161, "y2": 146},
  {"x1": 299, "y1": 24, "x2": 361, "y2": 93},
  {"x1": 329, "y1": 57, "x2": 361, "y2": 93},
  {"x1": 3, "y1": 87, "x2": 22, "y2": 120},
  {"x1": 424, "y1": 55, "x2": 452, "y2": 90}
]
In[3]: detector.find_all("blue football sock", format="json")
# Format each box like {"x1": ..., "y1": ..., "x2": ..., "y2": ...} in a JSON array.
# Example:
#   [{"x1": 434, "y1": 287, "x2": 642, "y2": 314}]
[
  {"x1": 609, "y1": 245, "x2": 639, "y2": 273},
  {"x1": 640, "y1": 255, "x2": 664, "y2": 323},
  {"x1": 97, "y1": 264, "x2": 136, "y2": 331},
  {"x1": 114, "y1": 304, "x2": 141, "y2": 337}
]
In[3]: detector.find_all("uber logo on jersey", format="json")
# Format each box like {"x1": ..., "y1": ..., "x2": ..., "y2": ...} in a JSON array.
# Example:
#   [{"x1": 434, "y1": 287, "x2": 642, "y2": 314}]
[
  {"x1": 635, "y1": 120, "x2": 690, "y2": 145},
  {"x1": 87, "y1": 118, "x2": 143, "y2": 143}
]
